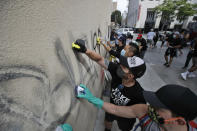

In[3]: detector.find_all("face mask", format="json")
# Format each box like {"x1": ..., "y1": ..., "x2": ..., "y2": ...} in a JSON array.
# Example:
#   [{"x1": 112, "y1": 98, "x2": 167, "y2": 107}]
[
  {"x1": 126, "y1": 39, "x2": 132, "y2": 45},
  {"x1": 121, "y1": 49, "x2": 126, "y2": 56},
  {"x1": 173, "y1": 35, "x2": 176, "y2": 38},
  {"x1": 116, "y1": 66, "x2": 126, "y2": 79}
]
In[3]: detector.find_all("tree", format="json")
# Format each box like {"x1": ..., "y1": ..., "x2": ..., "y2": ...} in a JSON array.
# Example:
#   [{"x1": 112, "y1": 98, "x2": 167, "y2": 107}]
[
  {"x1": 111, "y1": 10, "x2": 122, "y2": 26},
  {"x1": 175, "y1": 0, "x2": 197, "y2": 22},
  {"x1": 154, "y1": 0, "x2": 197, "y2": 30},
  {"x1": 154, "y1": 0, "x2": 177, "y2": 30}
]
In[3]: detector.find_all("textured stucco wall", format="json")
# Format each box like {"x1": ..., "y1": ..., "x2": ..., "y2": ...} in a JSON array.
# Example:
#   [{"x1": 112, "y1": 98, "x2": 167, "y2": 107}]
[{"x1": 0, "y1": 0, "x2": 111, "y2": 131}]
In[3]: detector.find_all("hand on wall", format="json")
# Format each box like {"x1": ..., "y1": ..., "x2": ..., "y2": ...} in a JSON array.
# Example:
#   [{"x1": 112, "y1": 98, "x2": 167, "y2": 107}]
[
  {"x1": 72, "y1": 39, "x2": 87, "y2": 53},
  {"x1": 76, "y1": 84, "x2": 104, "y2": 109}
]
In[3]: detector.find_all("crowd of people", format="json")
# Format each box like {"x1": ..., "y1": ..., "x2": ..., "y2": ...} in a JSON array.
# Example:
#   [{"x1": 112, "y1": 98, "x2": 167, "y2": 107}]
[{"x1": 57, "y1": 28, "x2": 197, "y2": 131}]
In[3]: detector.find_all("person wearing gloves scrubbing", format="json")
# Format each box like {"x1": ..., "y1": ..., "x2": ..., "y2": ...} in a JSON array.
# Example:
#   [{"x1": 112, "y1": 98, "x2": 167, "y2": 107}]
[
  {"x1": 102, "y1": 40, "x2": 140, "y2": 58},
  {"x1": 76, "y1": 84, "x2": 197, "y2": 131},
  {"x1": 72, "y1": 39, "x2": 146, "y2": 131}
]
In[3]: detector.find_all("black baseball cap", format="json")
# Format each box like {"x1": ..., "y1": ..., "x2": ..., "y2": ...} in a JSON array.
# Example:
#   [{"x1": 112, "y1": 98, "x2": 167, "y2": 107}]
[
  {"x1": 119, "y1": 56, "x2": 146, "y2": 78},
  {"x1": 143, "y1": 85, "x2": 197, "y2": 121}
]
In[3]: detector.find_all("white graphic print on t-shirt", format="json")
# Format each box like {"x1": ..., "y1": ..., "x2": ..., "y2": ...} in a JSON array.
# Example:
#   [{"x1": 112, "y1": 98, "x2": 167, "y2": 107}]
[{"x1": 111, "y1": 88, "x2": 130, "y2": 105}]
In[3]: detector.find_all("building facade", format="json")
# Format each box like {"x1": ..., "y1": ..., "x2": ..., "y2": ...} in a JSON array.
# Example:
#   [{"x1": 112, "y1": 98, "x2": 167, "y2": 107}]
[
  {"x1": 127, "y1": 0, "x2": 196, "y2": 31},
  {"x1": 127, "y1": 0, "x2": 163, "y2": 31}
]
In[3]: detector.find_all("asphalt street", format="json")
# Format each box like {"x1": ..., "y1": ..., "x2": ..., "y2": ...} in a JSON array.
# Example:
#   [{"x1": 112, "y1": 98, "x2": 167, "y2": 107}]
[{"x1": 94, "y1": 34, "x2": 197, "y2": 131}]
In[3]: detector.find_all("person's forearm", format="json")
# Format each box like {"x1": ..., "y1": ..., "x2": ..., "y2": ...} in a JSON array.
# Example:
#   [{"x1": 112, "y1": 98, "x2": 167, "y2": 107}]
[
  {"x1": 85, "y1": 49, "x2": 103, "y2": 62},
  {"x1": 102, "y1": 102, "x2": 148, "y2": 119},
  {"x1": 107, "y1": 41, "x2": 115, "y2": 48},
  {"x1": 102, "y1": 102, "x2": 135, "y2": 119},
  {"x1": 85, "y1": 49, "x2": 107, "y2": 69},
  {"x1": 167, "y1": 42, "x2": 170, "y2": 47},
  {"x1": 102, "y1": 102, "x2": 130, "y2": 118},
  {"x1": 102, "y1": 43, "x2": 111, "y2": 52},
  {"x1": 174, "y1": 45, "x2": 181, "y2": 48}
]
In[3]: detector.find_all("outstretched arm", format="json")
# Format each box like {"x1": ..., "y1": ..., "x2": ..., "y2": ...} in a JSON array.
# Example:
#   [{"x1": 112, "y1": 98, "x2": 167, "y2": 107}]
[
  {"x1": 102, "y1": 102, "x2": 148, "y2": 119},
  {"x1": 102, "y1": 42, "x2": 111, "y2": 52},
  {"x1": 85, "y1": 49, "x2": 107, "y2": 69},
  {"x1": 76, "y1": 84, "x2": 148, "y2": 119},
  {"x1": 72, "y1": 39, "x2": 107, "y2": 69}
]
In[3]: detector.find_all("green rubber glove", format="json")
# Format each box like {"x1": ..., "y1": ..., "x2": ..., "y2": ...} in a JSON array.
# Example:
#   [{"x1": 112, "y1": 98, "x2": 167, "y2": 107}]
[
  {"x1": 77, "y1": 84, "x2": 104, "y2": 109},
  {"x1": 56, "y1": 124, "x2": 72, "y2": 131},
  {"x1": 72, "y1": 39, "x2": 87, "y2": 53}
]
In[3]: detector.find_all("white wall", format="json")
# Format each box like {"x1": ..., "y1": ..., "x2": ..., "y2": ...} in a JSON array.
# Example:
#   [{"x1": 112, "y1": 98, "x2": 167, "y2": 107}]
[
  {"x1": 0, "y1": 0, "x2": 111, "y2": 131},
  {"x1": 136, "y1": 0, "x2": 163, "y2": 28}
]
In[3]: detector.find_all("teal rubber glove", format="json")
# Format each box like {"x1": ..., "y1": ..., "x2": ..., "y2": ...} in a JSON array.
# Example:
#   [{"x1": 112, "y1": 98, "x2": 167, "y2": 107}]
[
  {"x1": 77, "y1": 84, "x2": 104, "y2": 109},
  {"x1": 56, "y1": 124, "x2": 72, "y2": 131}
]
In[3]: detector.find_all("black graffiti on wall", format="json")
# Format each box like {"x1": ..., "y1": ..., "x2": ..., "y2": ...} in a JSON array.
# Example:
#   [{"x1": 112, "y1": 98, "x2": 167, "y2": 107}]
[
  {"x1": 0, "y1": 27, "x2": 108, "y2": 130},
  {"x1": 92, "y1": 28, "x2": 103, "y2": 54}
]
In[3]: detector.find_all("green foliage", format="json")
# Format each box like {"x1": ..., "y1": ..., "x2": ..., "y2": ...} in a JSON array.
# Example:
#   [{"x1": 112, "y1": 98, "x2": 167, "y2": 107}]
[
  {"x1": 175, "y1": 0, "x2": 197, "y2": 22},
  {"x1": 154, "y1": 0, "x2": 197, "y2": 22},
  {"x1": 111, "y1": 10, "x2": 122, "y2": 25}
]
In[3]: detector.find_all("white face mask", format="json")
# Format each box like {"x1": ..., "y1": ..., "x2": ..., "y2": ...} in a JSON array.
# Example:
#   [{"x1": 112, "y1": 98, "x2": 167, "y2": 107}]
[
  {"x1": 173, "y1": 35, "x2": 176, "y2": 38},
  {"x1": 126, "y1": 39, "x2": 132, "y2": 45},
  {"x1": 121, "y1": 49, "x2": 126, "y2": 56}
]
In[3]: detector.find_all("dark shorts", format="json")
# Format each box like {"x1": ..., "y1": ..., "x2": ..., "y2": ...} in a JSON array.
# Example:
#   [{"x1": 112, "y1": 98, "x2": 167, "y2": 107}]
[
  {"x1": 105, "y1": 112, "x2": 136, "y2": 131},
  {"x1": 165, "y1": 48, "x2": 177, "y2": 57}
]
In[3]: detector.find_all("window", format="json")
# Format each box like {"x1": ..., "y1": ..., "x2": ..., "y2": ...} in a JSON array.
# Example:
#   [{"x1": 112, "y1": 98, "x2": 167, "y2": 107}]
[{"x1": 124, "y1": 29, "x2": 128, "y2": 31}]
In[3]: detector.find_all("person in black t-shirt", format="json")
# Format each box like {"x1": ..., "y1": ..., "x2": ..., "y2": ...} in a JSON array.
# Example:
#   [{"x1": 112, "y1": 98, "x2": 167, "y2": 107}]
[
  {"x1": 104, "y1": 56, "x2": 146, "y2": 131},
  {"x1": 72, "y1": 39, "x2": 146, "y2": 131},
  {"x1": 102, "y1": 40, "x2": 140, "y2": 60},
  {"x1": 153, "y1": 31, "x2": 159, "y2": 47},
  {"x1": 164, "y1": 32, "x2": 182, "y2": 67},
  {"x1": 136, "y1": 35, "x2": 147, "y2": 59}
]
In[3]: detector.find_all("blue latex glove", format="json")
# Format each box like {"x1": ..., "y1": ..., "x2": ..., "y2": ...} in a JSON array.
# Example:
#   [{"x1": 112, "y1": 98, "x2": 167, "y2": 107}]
[
  {"x1": 56, "y1": 124, "x2": 72, "y2": 131},
  {"x1": 77, "y1": 84, "x2": 104, "y2": 109}
]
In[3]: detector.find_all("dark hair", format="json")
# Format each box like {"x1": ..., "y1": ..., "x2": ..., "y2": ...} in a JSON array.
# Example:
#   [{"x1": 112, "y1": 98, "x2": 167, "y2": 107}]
[
  {"x1": 129, "y1": 42, "x2": 139, "y2": 56},
  {"x1": 127, "y1": 35, "x2": 133, "y2": 39}
]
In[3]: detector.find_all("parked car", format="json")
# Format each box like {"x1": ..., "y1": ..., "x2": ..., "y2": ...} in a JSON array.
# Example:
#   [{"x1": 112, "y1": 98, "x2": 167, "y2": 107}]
[{"x1": 116, "y1": 28, "x2": 134, "y2": 35}]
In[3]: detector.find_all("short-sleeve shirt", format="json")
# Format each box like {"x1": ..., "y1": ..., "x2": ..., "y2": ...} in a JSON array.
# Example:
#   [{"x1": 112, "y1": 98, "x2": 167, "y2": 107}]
[
  {"x1": 166, "y1": 36, "x2": 182, "y2": 47},
  {"x1": 107, "y1": 62, "x2": 146, "y2": 106},
  {"x1": 147, "y1": 32, "x2": 155, "y2": 40}
]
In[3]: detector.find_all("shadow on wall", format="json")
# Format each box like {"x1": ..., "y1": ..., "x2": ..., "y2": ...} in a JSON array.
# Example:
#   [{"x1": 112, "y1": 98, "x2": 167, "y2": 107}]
[{"x1": 0, "y1": 27, "x2": 107, "y2": 130}]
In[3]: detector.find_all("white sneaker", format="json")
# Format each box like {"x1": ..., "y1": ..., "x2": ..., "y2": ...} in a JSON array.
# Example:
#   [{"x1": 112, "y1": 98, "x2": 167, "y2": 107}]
[
  {"x1": 181, "y1": 72, "x2": 187, "y2": 80},
  {"x1": 188, "y1": 72, "x2": 196, "y2": 78}
]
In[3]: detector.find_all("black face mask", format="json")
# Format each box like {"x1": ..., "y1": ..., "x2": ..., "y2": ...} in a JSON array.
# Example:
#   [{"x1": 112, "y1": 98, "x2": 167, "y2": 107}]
[{"x1": 116, "y1": 66, "x2": 127, "y2": 79}]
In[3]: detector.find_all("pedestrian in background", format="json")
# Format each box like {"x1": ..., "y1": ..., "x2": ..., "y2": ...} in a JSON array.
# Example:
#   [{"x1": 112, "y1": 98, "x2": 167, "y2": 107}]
[
  {"x1": 147, "y1": 29, "x2": 155, "y2": 49},
  {"x1": 182, "y1": 39, "x2": 195, "y2": 69},
  {"x1": 181, "y1": 38, "x2": 197, "y2": 80},
  {"x1": 164, "y1": 32, "x2": 181, "y2": 67},
  {"x1": 153, "y1": 30, "x2": 159, "y2": 48},
  {"x1": 136, "y1": 34, "x2": 147, "y2": 59}
]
